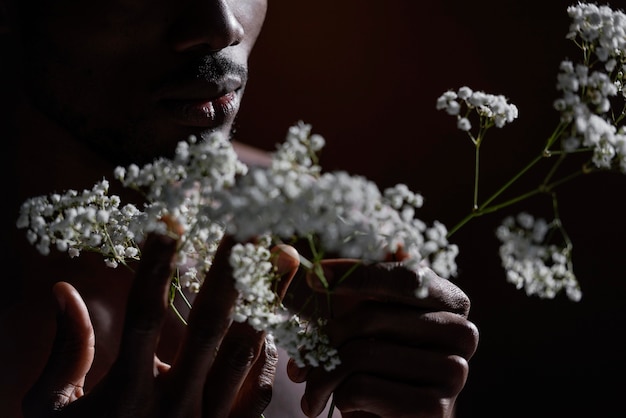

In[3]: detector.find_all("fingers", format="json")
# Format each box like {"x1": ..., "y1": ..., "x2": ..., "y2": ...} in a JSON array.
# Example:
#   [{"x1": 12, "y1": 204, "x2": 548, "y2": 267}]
[
  {"x1": 203, "y1": 334, "x2": 278, "y2": 418},
  {"x1": 333, "y1": 375, "x2": 456, "y2": 418},
  {"x1": 230, "y1": 335, "x2": 279, "y2": 418},
  {"x1": 164, "y1": 239, "x2": 299, "y2": 413},
  {"x1": 325, "y1": 301, "x2": 479, "y2": 360},
  {"x1": 111, "y1": 232, "x2": 179, "y2": 388},
  {"x1": 200, "y1": 244, "x2": 300, "y2": 417},
  {"x1": 296, "y1": 340, "x2": 468, "y2": 417},
  {"x1": 22, "y1": 282, "x2": 95, "y2": 417},
  {"x1": 309, "y1": 261, "x2": 471, "y2": 317},
  {"x1": 201, "y1": 321, "x2": 267, "y2": 417},
  {"x1": 164, "y1": 235, "x2": 240, "y2": 413},
  {"x1": 295, "y1": 260, "x2": 478, "y2": 418}
]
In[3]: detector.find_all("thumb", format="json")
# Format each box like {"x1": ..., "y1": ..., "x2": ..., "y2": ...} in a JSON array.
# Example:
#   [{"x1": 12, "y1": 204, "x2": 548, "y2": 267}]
[{"x1": 22, "y1": 282, "x2": 95, "y2": 417}]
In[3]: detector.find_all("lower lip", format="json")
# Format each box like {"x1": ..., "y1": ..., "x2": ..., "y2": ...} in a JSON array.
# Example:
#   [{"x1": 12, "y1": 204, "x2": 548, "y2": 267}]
[{"x1": 160, "y1": 91, "x2": 240, "y2": 128}]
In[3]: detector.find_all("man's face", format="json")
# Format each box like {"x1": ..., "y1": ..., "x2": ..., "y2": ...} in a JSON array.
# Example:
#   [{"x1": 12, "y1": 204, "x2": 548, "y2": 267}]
[{"x1": 10, "y1": 0, "x2": 267, "y2": 165}]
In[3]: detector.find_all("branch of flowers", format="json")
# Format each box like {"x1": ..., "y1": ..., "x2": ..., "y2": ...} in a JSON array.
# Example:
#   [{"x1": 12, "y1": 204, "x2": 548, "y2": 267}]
[
  {"x1": 447, "y1": 152, "x2": 544, "y2": 238},
  {"x1": 448, "y1": 153, "x2": 589, "y2": 240},
  {"x1": 449, "y1": 111, "x2": 585, "y2": 238}
]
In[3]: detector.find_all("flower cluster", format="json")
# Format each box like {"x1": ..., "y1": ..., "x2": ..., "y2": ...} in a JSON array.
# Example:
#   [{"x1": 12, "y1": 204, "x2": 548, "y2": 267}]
[
  {"x1": 17, "y1": 121, "x2": 456, "y2": 371},
  {"x1": 555, "y1": 2, "x2": 626, "y2": 172},
  {"x1": 496, "y1": 213, "x2": 582, "y2": 302},
  {"x1": 16, "y1": 180, "x2": 144, "y2": 268},
  {"x1": 436, "y1": 86, "x2": 519, "y2": 133},
  {"x1": 437, "y1": 2, "x2": 625, "y2": 302},
  {"x1": 206, "y1": 124, "x2": 459, "y2": 279}
]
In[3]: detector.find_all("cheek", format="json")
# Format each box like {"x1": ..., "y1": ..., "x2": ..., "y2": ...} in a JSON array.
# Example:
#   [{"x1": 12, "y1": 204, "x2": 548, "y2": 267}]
[{"x1": 19, "y1": 4, "x2": 167, "y2": 101}]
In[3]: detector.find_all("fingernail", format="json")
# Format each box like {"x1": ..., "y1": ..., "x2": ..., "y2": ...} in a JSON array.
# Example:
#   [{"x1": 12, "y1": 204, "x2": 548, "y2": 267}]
[{"x1": 271, "y1": 244, "x2": 300, "y2": 275}]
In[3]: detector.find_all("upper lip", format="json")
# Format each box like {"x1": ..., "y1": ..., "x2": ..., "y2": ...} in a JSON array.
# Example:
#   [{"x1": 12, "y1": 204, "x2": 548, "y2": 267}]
[{"x1": 154, "y1": 75, "x2": 243, "y2": 102}]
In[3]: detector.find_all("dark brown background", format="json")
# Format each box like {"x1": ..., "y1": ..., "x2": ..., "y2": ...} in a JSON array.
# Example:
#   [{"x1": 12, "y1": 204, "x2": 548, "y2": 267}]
[{"x1": 236, "y1": 1, "x2": 626, "y2": 417}]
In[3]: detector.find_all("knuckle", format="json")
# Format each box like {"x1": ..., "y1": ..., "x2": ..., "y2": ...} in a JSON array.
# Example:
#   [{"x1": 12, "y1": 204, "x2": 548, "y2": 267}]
[
  {"x1": 444, "y1": 316, "x2": 480, "y2": 359},
  {"x1": 22, "y1": 384, "x2": 77, "y2": 417},
  {"x1": 462, "y1": 320, "x2": 480, "y2": 358},
  {"x1": 438, "y1": 355, "x2": 469, "y2": 397},
  {"x1": 219, "y1": 331, "x2": 265, "y2": 376},
  {"x1": 450, "y1": 285, "x2": 471, "y2": 317},
  {"x1": 415, "y1": 398, "x2": 455, "y2": 418},
  {"x1": 332, "y1": 373, "x2": 374, "y2": 411},
  {"x1": 252, "y1": 380, "x2": 274, "y2": 409},
  {"x1": 224, "y1": 341, "x2": 259, "y2": 373}
]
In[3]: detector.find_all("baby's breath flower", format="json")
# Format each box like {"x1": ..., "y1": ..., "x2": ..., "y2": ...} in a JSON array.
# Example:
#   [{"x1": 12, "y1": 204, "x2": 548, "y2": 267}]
[
  {"x1": 18, "y1": 121, "x2": 450, "y2": 370},
  {"x1": 229, "y1": 238, "x2": 340, "y2": 370},
  {"x1": 496, "y1": 213, "x2": 582, "y2": 302},
  {"x1": 566, "y1": 2, "x2": 626, "y2": 65},
  {"x1": 436, "y1": 86, "x2": 519, "y2": 134},
  {"x1": 16, "y1": 180, "x2": 143, "y2": 267},
  {"x1": 457, "y1": 117, "x2": 472, "y2": 132},
  {"x1": 553, "y1": 3, "x2": 626, "y2": 172}
]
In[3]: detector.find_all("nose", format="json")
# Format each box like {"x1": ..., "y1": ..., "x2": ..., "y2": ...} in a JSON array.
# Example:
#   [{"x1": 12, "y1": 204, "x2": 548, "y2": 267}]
[{"x1": 171, "y1": 0, "x2": 245, "y2": 52}]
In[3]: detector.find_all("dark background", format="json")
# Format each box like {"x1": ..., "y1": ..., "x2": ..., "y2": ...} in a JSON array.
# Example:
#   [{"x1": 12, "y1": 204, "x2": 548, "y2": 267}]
[{"x1": 236, "y1": 1, "x2": 626, "y2": 417}]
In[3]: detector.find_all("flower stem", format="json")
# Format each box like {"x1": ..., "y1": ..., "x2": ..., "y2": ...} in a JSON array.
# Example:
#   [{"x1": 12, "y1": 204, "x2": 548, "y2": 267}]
[
  {"x1": 447, "y1": 120, "x2": 579, "y2": 239},
  {"x1": 473, "y1": 139, "x2": 480, "y2": 211}
]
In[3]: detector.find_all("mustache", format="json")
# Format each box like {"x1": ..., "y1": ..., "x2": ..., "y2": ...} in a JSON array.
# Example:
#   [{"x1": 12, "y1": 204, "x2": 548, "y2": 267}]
[
  {"x1": 197, "y1": 54, "x2": 247, "y2": 82},
  {"x1": 155, "y1": 53, "x2": 248, "y2": 90}
]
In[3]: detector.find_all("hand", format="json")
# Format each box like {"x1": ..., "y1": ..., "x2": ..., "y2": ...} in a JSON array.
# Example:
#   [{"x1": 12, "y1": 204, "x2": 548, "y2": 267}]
[
  {"x1": 22, "y1": 233, "x2": 300, "y2": 418},
  {"x1": 286, "y1": 261, "x2": 479, "y2": 418}
]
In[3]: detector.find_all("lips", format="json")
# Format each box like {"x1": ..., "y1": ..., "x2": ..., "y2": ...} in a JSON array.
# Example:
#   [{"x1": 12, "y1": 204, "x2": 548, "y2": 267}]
[
  {"x1": 160, "y1": 90, "x2": 241, "y2": 128},
  {"x1": 155, "y1": 77, "x2": 243, "y2": 129}
]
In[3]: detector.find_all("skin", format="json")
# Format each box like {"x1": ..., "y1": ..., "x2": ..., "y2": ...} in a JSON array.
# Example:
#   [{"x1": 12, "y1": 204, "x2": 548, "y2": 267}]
[{"x1": 0, "y1": 0, "x2": 479, "y2": 416}]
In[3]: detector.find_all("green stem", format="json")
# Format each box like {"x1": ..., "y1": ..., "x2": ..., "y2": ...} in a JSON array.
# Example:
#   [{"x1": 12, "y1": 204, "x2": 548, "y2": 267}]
[
  {"x1": 447, "y1": 166, "x2": 586, "y2": 238},
  {"x1": 448, "y1": 121, "x2": 573, "y2": 239},
  {"x1": 169, "y1": 302, "x2": 188, "y2": 326},
  {"x1": 447, "y1": 153, "x2": 543, "y2": 237},
  {"x1": 473, "y1": 140, "x2": 480, "y2": 211},
  {"x1": 479, "y1": 153, "x2": 543, "y2": 210}
]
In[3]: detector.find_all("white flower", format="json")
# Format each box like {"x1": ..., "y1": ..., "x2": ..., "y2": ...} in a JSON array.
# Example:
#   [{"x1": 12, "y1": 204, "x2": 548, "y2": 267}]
[
  {"x1": 436, "y1": 87, "x2": 519, "y2": 133},
  {"x1": 566, "y1": 2, "x2": 626, "y2": 64},
  {"x1": 554, "y1": 3, "x2": 626, "y2": 172},
  {"x1": 17, "y1": 121, "x2": 452, "y2": 371},
  {"x1": 457, "y1": 117, "x2": 472, "y2": 131},
  {"x1": 496, "y1": 213, "x2": 581, "y2": 301}
]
